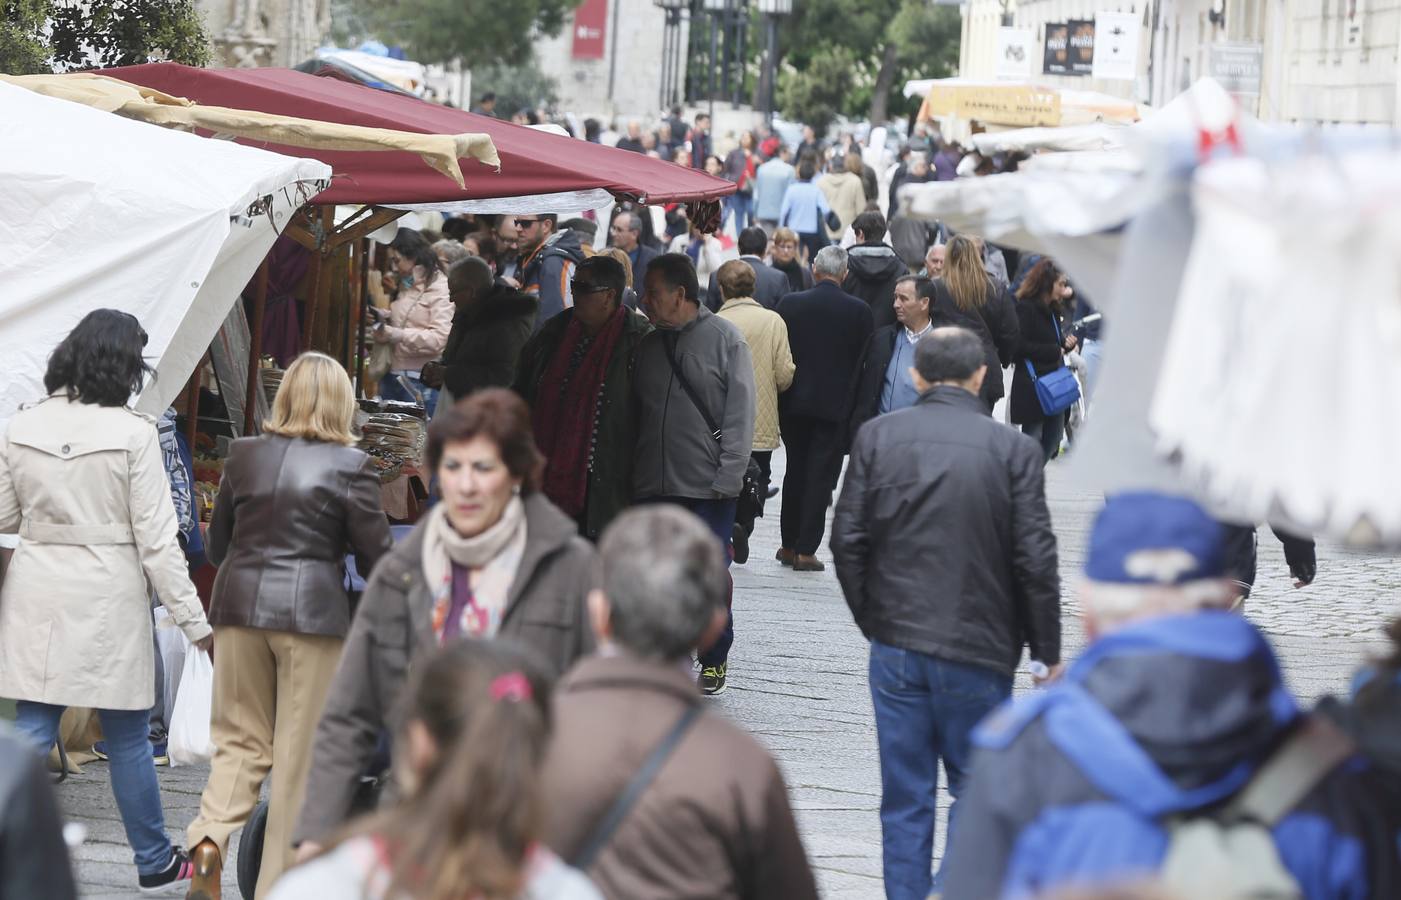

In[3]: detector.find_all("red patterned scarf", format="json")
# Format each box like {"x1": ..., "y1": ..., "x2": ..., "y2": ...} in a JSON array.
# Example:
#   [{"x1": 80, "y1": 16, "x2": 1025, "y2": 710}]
[{"x1": 532, "y1": 307, "x2": 627, "y2": 518}]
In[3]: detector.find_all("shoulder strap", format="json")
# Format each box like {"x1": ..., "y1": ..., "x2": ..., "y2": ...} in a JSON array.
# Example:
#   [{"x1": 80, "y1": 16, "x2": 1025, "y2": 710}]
[
  {"x1": 571, "y1": 704, "x2": 703, "y2": 869},
  {"x1": 662, "y1": 333, "x2": 722, "y2": 443},
  {"x1": 1227, "y1": 715, "x2": 1356, "y2": 826}
]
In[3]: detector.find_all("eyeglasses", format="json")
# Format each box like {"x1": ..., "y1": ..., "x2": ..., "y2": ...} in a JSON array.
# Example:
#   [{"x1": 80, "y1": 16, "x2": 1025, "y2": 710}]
[
  {"x1": 570, "y1": 281, "x2": 613, "y2": 296},
  {"x1": 514, "y1": 218, "x2": 541, "y2": 228}
]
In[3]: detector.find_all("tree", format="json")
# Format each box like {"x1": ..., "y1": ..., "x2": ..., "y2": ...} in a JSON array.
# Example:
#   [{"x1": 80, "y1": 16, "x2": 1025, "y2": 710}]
[
  {"x1": 345, "y1": 0, "x2": 583, "y2": 68},
  {"x1": 777, "y1": 45, "x2": 863, "y2": 135},
  {"x1": 0, "y1": 0, "x2": 210, "y2": 74},
  {"x1": 774, "y1": 0, "x2": 959, "y2": 127},
  {"x1": 471, "y1": 58, "x2": 560, "y2": 118},
  {"x1": 1, "y1": 0, "x2": 52, "y2": 73}
]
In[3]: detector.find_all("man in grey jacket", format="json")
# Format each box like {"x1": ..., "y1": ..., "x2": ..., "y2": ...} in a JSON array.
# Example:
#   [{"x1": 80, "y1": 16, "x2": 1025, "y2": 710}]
[{"x1": 635, "y1": 252, "x2": 756, "y2": 695}]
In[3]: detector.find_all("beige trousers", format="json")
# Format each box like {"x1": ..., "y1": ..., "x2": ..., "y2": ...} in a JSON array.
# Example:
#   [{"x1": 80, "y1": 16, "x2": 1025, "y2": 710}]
[{"x1": 187, "y1": 626, "x2": 343, "y2": 899}]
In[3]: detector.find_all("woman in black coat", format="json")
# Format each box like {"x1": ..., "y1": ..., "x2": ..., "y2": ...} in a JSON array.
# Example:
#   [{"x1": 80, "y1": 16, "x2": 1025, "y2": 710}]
[
  {"x1": 925, "y1": 235, "x2": 1019, "y2": 412},
  {"x1": 1010, "y1": 259, "x2": 1076, "y2": 463}
]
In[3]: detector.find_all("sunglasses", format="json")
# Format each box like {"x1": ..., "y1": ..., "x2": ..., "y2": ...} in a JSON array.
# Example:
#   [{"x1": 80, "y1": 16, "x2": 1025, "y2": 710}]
[
  {"x1": 514, "y1": 218, "x2": 541, "y2": 228},
  {"x1": 570, "y1": 281, "x2": 612, "y2": 296}
]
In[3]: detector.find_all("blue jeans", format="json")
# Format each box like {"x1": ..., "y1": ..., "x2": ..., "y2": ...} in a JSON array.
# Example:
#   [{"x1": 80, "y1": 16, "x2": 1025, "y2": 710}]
[
  {"x1": 379, "y1": 372, "x2": 439, "y2": 418},
  {"x1": 725, "y1": 192, "x2": 754, "y2": 233},
  {"x1": 15, "y1": 700, "x2": 174, "y2": 875},
  {"x1": 868, "y1": 642, "x2": 1012, "y2": 900},
  {"x1": 643, "y1": 496, "x2": 737, "y2": 667},
  {"x1": 1080, "y1": 338, "x2": 1103, "y2": 401}
]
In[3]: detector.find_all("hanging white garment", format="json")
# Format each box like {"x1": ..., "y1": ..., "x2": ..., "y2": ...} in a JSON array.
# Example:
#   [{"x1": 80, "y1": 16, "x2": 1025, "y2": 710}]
[{"x1": 1150, "y1": 152, "x2": 1401, "y2": 544}]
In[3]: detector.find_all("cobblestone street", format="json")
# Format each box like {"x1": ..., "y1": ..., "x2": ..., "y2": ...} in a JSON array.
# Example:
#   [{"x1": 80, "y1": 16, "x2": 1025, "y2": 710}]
[{"x1": 63, "y1": 455, "x2": 1398, "y2": 899}]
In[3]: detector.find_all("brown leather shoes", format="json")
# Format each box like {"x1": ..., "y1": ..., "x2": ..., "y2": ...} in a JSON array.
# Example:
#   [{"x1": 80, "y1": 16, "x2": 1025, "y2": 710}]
[
  {"x1": 187, "y1": 839, "x2": 221, "y2": 900},
  {"x1": 793, "y1": 555, "x2": 826, "y2": 572},
  {"x1": 776, "y1": 548, "x2": 795, "y2": 566}
]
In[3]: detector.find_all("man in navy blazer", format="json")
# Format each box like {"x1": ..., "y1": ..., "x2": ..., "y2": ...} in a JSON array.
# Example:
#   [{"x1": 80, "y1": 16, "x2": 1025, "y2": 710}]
[
  {"x1": 705, "y1": 226, "x2": 791, "y2": 311},
  {"x1": 775, "y1": 245, "x2": 874, "y2": 571}
]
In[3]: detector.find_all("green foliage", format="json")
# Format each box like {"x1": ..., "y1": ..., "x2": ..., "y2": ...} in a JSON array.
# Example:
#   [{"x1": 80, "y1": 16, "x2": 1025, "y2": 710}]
[
  {"x1": 0, "y1": 0, "x2": 52, "y2": 74},
  {"x1": 471, "y1": 58, "x2": 560, "y2": 117},
  {"x1": 0, "y1": 0, "x2": 211, "y2": 74},
  {"x1": 346, "y1": 0, "x2": 583, "y2": 68},
  {"x1": 777, "y1": 45, "x2": 862, "y2": 134},
  {"x1": 775, "y1": 0, "x2": 960, "y2": 126}
]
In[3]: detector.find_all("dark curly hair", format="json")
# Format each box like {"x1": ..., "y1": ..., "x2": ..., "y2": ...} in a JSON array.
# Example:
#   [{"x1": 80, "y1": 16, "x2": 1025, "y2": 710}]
[
  {"x1": 427, "y1": 389, "x2": 544, "y2": 493},
  {"x1": 44, "y1": 309, "x2": 153, "y2": 407}
]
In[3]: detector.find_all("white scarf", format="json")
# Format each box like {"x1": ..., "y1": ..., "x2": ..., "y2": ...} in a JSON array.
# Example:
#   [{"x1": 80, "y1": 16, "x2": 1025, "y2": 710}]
[{"x1": 421, "y1": 496, "x2": 527, "y2": 640}]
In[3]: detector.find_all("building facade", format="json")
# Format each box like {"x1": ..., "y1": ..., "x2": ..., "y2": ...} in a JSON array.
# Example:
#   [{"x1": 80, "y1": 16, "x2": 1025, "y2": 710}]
[
  {"x1": 959, "y1": 0, "x2": 1401, "y2": 124},
  {"x1": 533, "y1": 0, "x2": 690, "y2": 120},
  {"x1": 199, "y1": 0, "x2": 330, "y2": 68}
]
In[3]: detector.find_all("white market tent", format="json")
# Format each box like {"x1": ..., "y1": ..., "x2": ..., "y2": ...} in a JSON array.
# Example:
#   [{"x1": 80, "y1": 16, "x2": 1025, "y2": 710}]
[
  {"x1": 898, "y1": 80, "x2": 1401, "y2": 546},
  {"x1": 0, "y1": 79, "x2": 332, "y2": 430}
]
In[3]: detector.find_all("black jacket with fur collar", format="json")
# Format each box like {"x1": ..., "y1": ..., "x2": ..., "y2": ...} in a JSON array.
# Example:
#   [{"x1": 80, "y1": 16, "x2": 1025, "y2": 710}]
[{"x1": 441, "y1": 280, "x2": 539, "y2": 398}]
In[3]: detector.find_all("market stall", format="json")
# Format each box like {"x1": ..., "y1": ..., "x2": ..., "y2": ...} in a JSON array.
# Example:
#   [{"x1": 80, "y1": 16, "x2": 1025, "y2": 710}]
[
  {"x1": 902, "y1": 77, "x2": 1143, "y2": 143},
  {"x1": 73, "y1": 63, "x2": 733, "y2": 521},
  {"x1": 897, "y1": 79, "x2": 1401, "y2": 547}
]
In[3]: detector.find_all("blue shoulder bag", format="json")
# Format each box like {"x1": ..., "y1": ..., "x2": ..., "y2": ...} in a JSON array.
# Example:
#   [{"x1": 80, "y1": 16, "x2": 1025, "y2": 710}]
[{"x1": 1024, "y1": 315, "x2": 1081, "y2": 416}]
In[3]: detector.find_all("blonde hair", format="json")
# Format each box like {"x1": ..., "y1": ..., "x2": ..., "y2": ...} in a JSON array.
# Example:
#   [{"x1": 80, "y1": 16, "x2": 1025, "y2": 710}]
[
  {"x1": 602, "y1": 247, "x2": 635, "y2": 288},
  {"x1": 944, "y1": 234, "x2": 989, "y2": 312},
  {"x1": 264, "y1": 352, "x2": 357, "y2": 446},
  {"x1": 772, "y1": 226, "x2": 799, "y2": 246}
]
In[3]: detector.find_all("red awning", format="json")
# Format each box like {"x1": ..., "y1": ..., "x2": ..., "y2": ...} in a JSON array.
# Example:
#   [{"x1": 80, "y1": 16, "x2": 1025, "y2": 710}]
[{"x1": 100, "y1": 63, "x2": 734, "y2": 207}]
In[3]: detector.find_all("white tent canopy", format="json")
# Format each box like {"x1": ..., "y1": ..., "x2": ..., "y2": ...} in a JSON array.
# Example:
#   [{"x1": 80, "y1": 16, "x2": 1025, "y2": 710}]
[{"x1": 0, "y1": 80, "x2": 331, "y2": 430}]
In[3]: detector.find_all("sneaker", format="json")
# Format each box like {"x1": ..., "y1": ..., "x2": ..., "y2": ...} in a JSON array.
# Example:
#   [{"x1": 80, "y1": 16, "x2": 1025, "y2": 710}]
[
  {"x1": 731, "y1": 523, "x2": 750, "y2": 565},
  {"x1": 699, "y1": 664, "x2": 728, "y2": 696},
  {"x1": 138, "y1": 847, "x2": 193, "y2": 894},
  {"x1": 92, "y1": 740, "x2": 169, "y2": 766}
]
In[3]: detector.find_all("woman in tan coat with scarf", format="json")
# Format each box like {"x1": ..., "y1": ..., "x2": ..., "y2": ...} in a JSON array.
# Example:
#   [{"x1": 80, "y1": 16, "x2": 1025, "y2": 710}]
[
  {"x1": 716, "y1": 260, "x2": 795, "y2": 533},
  {"x1": 0, "y1": 310, "x2": 212, "y2": 895}
]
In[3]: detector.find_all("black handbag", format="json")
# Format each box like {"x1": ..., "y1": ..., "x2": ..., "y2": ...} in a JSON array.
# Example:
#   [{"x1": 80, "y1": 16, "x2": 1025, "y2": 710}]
[{"x1": 824, "y1": 208, "x2": 843, "y2": 232}]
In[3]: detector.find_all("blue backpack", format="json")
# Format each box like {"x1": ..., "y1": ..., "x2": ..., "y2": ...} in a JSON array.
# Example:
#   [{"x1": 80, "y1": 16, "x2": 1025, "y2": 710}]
[{"x1": 976, "y1": 630, "x2": 1357, "y2": 900}]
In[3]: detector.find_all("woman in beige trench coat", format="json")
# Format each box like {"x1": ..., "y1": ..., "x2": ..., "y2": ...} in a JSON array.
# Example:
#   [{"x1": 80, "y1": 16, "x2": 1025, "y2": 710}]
[{"x1": 0, "y1": 309, "x2": 212, "y2": 895}]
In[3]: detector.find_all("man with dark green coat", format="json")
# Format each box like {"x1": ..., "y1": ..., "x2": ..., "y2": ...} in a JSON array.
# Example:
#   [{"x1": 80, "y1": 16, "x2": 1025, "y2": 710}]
[{"x1": 513, "y1": 255, "x2": 652, "y2": 541}]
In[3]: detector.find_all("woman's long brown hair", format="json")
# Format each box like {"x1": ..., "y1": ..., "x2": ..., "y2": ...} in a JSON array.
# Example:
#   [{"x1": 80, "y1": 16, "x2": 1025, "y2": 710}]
[
  {"x1": 329, "y1": 638, "x2": 553, "y2": 900},
  {"x1": 1015, "y1": 258, "x2": 1063, "y2": 307},
  {"x1": 943, "y1": 235, "x2": 989, "y2": 312}
]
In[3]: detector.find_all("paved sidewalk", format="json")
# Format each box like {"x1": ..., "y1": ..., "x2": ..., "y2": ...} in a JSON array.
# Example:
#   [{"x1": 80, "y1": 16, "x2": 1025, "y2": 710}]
[{"x1": 61, "y1": 454, "x2": 1396, "y2": 898}]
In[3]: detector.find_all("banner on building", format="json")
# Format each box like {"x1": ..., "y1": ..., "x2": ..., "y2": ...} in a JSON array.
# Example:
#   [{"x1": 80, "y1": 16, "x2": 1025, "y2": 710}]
[
  {"x1": 1092, "y1": 12, "x2": 1140, "y2": 80},
  {"x1": 1068, "y1": 19, "x2": 1096, "y2": 76},
  {"x1": 571, "y1": 0, "x2": 608, "y2": 59},
  {"x1": 1044, "y1": 23, "x2": 1071, "y2": 76},
  {"x1": 996, "y1": 27, "x2": 1036, "y2": 80},
  {"x1": 1209, "y1": 42, "x2": 1263, "y2": 96}
]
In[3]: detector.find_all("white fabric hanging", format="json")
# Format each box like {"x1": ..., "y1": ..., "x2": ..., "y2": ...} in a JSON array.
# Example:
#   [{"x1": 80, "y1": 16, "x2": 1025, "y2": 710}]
[{"x1": 1150, "y1": 151, "x2": 1401, "y2": 544}]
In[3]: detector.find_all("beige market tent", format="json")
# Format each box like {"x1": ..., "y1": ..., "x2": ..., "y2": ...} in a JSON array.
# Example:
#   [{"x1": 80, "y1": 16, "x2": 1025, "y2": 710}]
[{"x1": 903, "y1": 78, "x2": 1143, "y2": 133}]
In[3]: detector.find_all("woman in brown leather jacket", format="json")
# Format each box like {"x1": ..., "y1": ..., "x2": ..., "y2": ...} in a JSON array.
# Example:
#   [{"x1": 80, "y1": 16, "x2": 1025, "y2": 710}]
[{"x1": 187, "y1": 352, "x2": 393, "y2": 899}]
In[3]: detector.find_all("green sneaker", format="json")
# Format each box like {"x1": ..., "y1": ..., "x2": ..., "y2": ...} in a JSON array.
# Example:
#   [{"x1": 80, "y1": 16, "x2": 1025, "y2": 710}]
[{"x1": 699, "y1": 663, "x2": 728, "y2": 696}]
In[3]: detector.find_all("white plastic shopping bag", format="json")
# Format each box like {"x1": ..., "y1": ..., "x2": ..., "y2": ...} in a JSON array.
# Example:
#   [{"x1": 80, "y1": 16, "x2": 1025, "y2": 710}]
[{"x1": 168, "y1": 646, "x2": 215, "y2": 766}]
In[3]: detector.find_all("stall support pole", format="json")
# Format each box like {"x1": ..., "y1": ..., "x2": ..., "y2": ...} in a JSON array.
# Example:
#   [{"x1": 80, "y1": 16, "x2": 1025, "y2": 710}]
[
  {"x1": 301, "y1": 206, "x2": 334, "y2": 350},
  {"x1": 355, "y1": 238, "x2": 370, "y2": 395},
  {"x1": 183, "y1": 359, "x2": 202, "y2": 452},
  {"x1": 243, "y1": 259, "x2": 269, "y2": 435}
]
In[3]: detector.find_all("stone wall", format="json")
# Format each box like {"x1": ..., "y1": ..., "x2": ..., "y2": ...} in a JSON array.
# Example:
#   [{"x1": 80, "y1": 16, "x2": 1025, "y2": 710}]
[
  {"x1": 198, "y1": 0, "x2": 330, "y2": 68},
  {"x1": 534, "y1": 0, "x2": 689, "y2": 120}
]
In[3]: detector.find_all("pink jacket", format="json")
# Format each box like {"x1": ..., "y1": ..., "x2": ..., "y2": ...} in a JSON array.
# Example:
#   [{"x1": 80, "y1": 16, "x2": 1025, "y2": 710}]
[{"x1": 384, "y1": 267, "x2": 453, "y2": 373}]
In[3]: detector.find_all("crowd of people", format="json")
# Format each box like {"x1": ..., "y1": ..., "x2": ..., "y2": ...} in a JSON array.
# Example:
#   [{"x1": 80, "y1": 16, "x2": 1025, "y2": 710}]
[{"x1": 1, "y1": 121, "x2": 1399, "y2": 900}]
